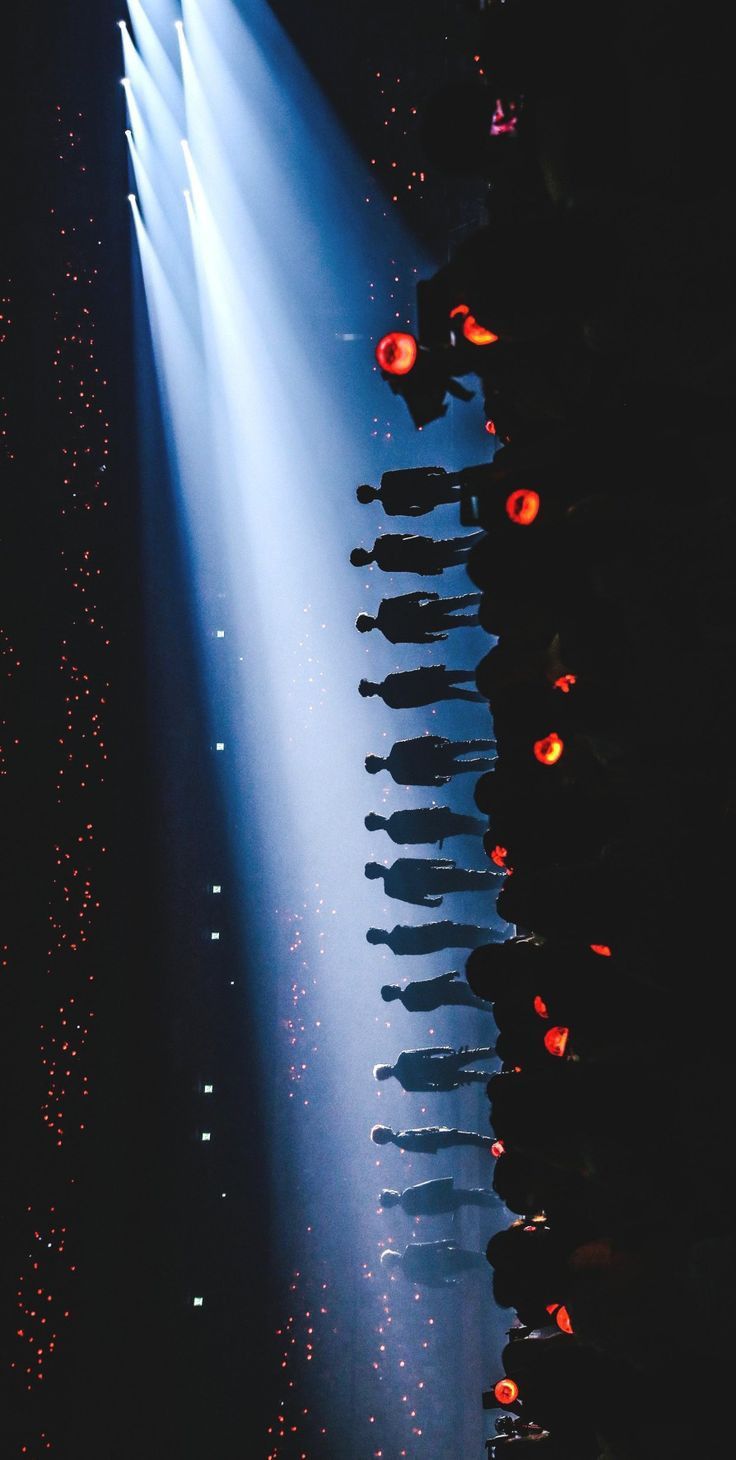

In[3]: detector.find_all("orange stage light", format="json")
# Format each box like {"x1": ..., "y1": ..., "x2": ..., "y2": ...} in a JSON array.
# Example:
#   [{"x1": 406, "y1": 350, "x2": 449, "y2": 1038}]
[
  {"x1": 375, "y1": 332, "x2": 418, "y2": 376},
  {"x1": 505, "y1": 488, "x2": 540, "y2": 525},
  {"x1": 544, "y1": 1025, "x2": 569, "y2": 1057},
  {"x1": 534, "y1": 732, "x2": 563, "y2": 765},
  {"x1": 494, "y1": 1378, "x2": 519, "y2": 1406}
]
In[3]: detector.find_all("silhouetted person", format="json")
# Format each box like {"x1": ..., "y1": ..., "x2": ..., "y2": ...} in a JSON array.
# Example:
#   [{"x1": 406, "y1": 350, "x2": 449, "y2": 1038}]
[
  {"x1": 350, "y1": 530, "x2": 485, "y2": 576},
  {"x1": 359, "y1": 666, "x2": 486, "y2": 707},
  {"x1": 381, "y1": 971, "x2": 491, "y2": 1012},
  {"x1": 366, "y1": 856, "x2": 504, "y2": 906},
  {"x1": 374, "y1": 1044, "x2": 497, "y2": 1091},
  {"x1": 380, "y1": 1239, "x2": 488, "y2": 1286},
  {"x1": 366, "y1": 807, "x2": 487, "y2": 846},
  {"x1": 356, "y1": 589, "x2": 483, "y2": 644},
  {"x1": 381, "y1": 1178, "x2": 500, "y2": 1215},
  {"x1": 368, "y1": 922, "x2": 502, "y2": 954},
  {"x1": 371, "y1": 1123, "x2": 495, "y2": 1153},
  {"x1": 356, "y1": 466, "x2": 461, "y2": 516},
  {"x1": 365, "y1": 736, "x2": 496, "y2": 787}
]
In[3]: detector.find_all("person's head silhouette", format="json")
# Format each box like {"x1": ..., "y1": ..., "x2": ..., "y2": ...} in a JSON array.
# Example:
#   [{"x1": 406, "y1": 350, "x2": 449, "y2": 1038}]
[
  {"x1": 357, "y1": 484, "x2": 379, "y2": 504},
  {"x1": 380, "y1": 1248, "x2": 403, "y2": 1270},
  {"x1": 367, "y1": 927, "x2": 389, "y2": 945},
  {"x1": 350, "y1": 546, "x2": 373, "y2": 567},
  {"x1": 365, "y1": 862, "x2": 385, "y2": 881},
  {"x1": 359, "y1": 679, "x2": 379, "y2": 698},
  {"x1": 371, "y1": 1124, "x2": 393, "y2": 1145},
  {"x1": 356, "y1": 614, "x2": 376, "y2": 633},
  {"x1": 365, "y1": 756, "x2": 385, "y2": 775},
  {"x1": 365, "y1": 812, "x2": 386, "y2": 831},
  {"x1": 373, "y1": 1063, "x2": 393, "y2": 1081},
  {"x1": 381, "y1": 984, "x2": 400, "y2": 1001},
  {"x1": 380, "y1": 1189, "x2": 401, "y2": 1207}
]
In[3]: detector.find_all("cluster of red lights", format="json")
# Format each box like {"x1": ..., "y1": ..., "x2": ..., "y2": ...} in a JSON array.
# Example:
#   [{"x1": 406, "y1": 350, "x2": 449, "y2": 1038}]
[
  {"x1": 0, "y1": 628, "x2": 22, "y2": 780},
  {"x1": 6, "y1": 109, "x2": 114, "y2": 1440},
  {"x1": 1, "y1": 288, "x2": 16, "y2": 463},
  {"x1": 10, "y1": 1204, "x2": 73, "y2": 1396},
  {"x1": 367, "y1": 70, "x2": 425, "y2": 210}
]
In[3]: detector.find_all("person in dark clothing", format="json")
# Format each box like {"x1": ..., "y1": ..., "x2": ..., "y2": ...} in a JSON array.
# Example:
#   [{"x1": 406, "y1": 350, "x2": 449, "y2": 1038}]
[
  {"x1": 356, "y1": 589, "x2": 483, "y2": 643},
  {"x1": 365, "y1": 735, "x2": 496, "y2": 786},
  {"x1": 381, "y1": 971, "x2": 492, "y2": 1012},
  {"x1": 380, "y1": 1178, "x2": 501, "y2": 1215},
  {"x1": 359, "y1": 666, "x2": 487, "y2": 707},
  {"x1": 350, "y1": 530, "x2": 485, "y2": 576},
  {"x1": 367, "y1": 922, "x2": 503, "y2": 954},
  {"x1": 356, "y1": 465, "x2": 461, "y2": 515},
  {"x1": 366, "y1": 806, "x2": 487, "y2": 846},
  {"x1": 380, "y1": 1239, "x2": 489, "y2": 1286},
  {"x1": 366, "y1": 856, "x2": 505, "y2": 906},
  {"x1": 374, "y1": 1044, "x2": 498, "y2": 1091},
  {"x1": 371, "y1": 1123, "x2": 495, "y2": 1153}
]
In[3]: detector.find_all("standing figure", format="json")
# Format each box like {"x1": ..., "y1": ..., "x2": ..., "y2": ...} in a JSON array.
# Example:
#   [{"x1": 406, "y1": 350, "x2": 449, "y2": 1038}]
[
  {"x1": 371, "y1": 1123, "x2": 495, "y2": 1153},
  {"x1": 350, "y1": 531, "x2": 485, "y2": 576},
  {"x1": 381, "y1": 971, "x2": 491, "y2": 1012},
  {"x1": 366, "y1": 856, "x2": 505, "y2": 906},
  {"x1": 356, "y1": 589, "x2": 483, "y2": 644},
  {"x1": 359, "y1": 666, "x2": 487, "y2": 707},
  {"x1": 367, "y1": 922, "x2": 502, "y2": 954},
  {"x1": 380, "y1": 1177, "x2": 500, "y2": 1215},
  {"x1": 374, "y1": 1044, "x2": 497, "y2": 1091},
  {"x1": 356, "y1": 465, "x2": 461, "y2": 516},
  {"x1": 366, "y1": 807, "x2": 487, "y2": 846},
  {"x1": 380, "y1": 1239, "x2": 489, "y2": 1286},
  {"x1": 365, "y1": 735, "x2": 496, "y2": 787}
]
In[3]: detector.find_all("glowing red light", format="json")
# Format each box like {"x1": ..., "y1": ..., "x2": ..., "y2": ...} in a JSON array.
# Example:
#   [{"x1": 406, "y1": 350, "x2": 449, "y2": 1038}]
[
  {"x1": 375, "y1": 332, "x2": 417, "y2": 376},
  {"x1": 494, "y1": 1378, "x2": 519, "y2": 1406},
  {"x1": 553, "y1": 674, "x2": 577, "y2": 693},
  {"x1": 590, "y1": 944, "x2": 612, "y2": 957},
  {"x1": 544, "y1": 1025, "x2": 569, "y2": 1058},
  {"x1": 533, "y1": 995, "x2": 549, "y2": 1020},
  {"x1": 489, "y1": 844, "x2": 509, "y2": 869},
  {"x1": 505, "y1": 488, "x2": 540, "y2": 525},
  {"x1": 491, "y1": 1139, "x2": 505, "y2": 1158},
  {"x1": 450, "y1": 302, "x2": 499, "y2": 345},
  {"x1": 485, "y1": 419, "x2": 497, "y2": 435},
  {"x1": 555, "y1": 1305, "x2": 573, "y2": 1334},
  {"x1": 463, "y1": 315, "x2": 498, "y2": 345},
  {"x1": 534, "y1": 732, "x2": 564, "y2": 766}
]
